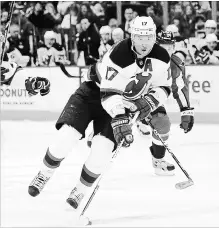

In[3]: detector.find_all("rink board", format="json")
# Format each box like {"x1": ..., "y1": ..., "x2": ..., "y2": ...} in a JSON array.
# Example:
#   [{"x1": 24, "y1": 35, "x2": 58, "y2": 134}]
[{"x1": 1, "y1": 65, "x2": 219, "y2": 123}]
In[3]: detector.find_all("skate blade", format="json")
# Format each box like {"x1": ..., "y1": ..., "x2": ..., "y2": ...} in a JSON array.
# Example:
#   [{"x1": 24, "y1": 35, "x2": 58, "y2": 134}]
[
  {"x1": 175, "y1": 180, "x2": 194, "y2": 190},
  {"x1": 155, "y1": 168, "x2": 175, "y2": 176}
]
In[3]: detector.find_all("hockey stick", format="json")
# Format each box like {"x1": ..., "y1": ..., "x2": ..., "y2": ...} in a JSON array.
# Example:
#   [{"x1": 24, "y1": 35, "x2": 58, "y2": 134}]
[
  {"x1": 147, "y1": 120, "x2": 194, "y2": 190},
  {"x1": 57, "y1": 62, "x2": 81, "y2": 78},
  {"x1": 0, "y1": 1, "x2": 15, "y2": 64},
  {"x1": 80, "y1": 111, "x2": 140, "y2": 220}
]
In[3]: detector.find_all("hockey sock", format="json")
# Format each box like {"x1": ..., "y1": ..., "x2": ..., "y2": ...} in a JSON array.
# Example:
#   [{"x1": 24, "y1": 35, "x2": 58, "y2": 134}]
[
  {"x1": 43, "y1": 147, "x2": 64, "y2": 169},
  {"x1": 80, "y1": 164, "x2": 100, "y2": 187},
  {"x1": 150, "y1": 142, "x2": 166, "y2": 159}
]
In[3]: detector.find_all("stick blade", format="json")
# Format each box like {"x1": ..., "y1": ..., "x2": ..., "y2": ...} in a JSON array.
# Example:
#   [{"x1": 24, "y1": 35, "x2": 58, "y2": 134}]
[
  {"x1": 75, "y1": 216, "x2": 92, "y2": 226},
  {"x1": 175, "y1": 180, "x2": 194, "y2": 190}
]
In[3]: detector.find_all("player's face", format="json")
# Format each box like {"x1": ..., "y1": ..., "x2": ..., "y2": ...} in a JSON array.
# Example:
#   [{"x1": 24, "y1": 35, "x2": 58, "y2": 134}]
[
  {"x1": 112, "y1": 33, "x2": 123, "y2": 44},
  {"x1": 45, "y1": 38, "x2": 56, "y2": 48},
  {"x1": 101, "y1": 33, "x2": 111, "y2": 43},
  {"x1": 160, "y1": 43, "x2": 175, "y2": 56},
  {"x1": 207, "y1": 41, "x2": 217, "y2": 51},
  {"x1": 205, "y1": 27, "x2": 217, "y2": 35},
  {"x1": 133, "y1": 34, "x2": 155, "y2": 56}
]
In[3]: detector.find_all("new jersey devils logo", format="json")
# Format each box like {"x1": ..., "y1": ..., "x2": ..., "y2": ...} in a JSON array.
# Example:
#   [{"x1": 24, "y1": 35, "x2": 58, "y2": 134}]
[{"x1": 123, "y1": 72, "x2": 152, "y2": 100}]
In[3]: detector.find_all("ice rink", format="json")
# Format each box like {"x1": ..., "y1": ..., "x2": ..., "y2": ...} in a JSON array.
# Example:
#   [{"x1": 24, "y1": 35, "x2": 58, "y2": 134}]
[{"x1": 1, "y1": 120, "x2": 219, "y2": 227}]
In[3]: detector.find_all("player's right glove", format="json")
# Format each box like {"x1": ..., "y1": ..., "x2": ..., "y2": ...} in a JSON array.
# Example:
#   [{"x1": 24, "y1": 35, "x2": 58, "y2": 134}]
[
  {"x1": 111, "y1": 114, "x2": 134, "y2": 147},
  {"x1": 25, "y1": 77, "x2": 50, "y2": 96},
  {"x1": 132, "y1": 95, "x2": 159, "y2": 121},
  {"x1": 180, "y1": 107, "x2": 194, "y2": 133}
]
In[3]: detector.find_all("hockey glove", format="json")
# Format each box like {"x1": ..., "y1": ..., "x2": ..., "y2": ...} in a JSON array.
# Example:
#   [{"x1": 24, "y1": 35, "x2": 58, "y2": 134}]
[
  {"x1": 132, "y1": 95, "x2": 158, "y2": 121},
  {"x1": 195, "y1": 49, "x2": 210, "y2": 64},
  {"x1": 25, "y1": 77, "x2": 50, "y2": 96},
  {"x1": 1, "y1": 61, "x2": 21, "y2": 86},
  {"x1": 180, "y1": 107, "x2": 194, "y2": 133},
  {"x1": 111, "y1": 114, "x2": 133, "y2": 147}
]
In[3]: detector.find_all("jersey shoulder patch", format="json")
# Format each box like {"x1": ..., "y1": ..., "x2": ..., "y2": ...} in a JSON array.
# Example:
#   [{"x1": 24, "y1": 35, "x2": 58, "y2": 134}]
[
  {"x1": 148, "y1": 44, "x2": 170, "y2": 64},
  {"x1": 109, "y1": 38, "x2": 135, "y2": 68}
]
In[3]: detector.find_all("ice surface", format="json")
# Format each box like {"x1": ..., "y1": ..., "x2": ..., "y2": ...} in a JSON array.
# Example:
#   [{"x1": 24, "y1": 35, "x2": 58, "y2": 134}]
[{"x1": 1, "y1": 121, "x2": 219, "y2": 227}]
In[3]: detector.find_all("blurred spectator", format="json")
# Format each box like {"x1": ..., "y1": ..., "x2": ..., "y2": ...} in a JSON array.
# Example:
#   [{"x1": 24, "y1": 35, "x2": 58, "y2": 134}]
[
  {"x1": 11, "y1": 7, "x2": 35, "y2": 57},
  {"x1": 205, "y1": 19, "x2": 217, "y2": 36},
  {"x1": 77, "y1": 3, "x2": 95, "y2": 24},
  {"x1": 28, "y1": 2, "x2": 61, "y2": 42},
  {"x1": 57, "y1": 1, "x2": 74, "y2": 16},
  {"x1": 165, "y1": 25, "x2": 188, "y2": 61},
  {"x1": 166, "y1": 24, "x2": 181, "y2": 41},
  {"x1": 92, "y1": 2, "x2": 107, "y2": 29},
  {"x1": 98, "y1": 25, "x2": 113, "y2": 59},
  {"x1": 172, "y1": 3, "x2": 184, "y2": 20},
  {"x1": 194, "y1": 33, "x2": 219, "y2": 64},
  {"x1": 180, "y1": 4, "x2": 196, "y2": 38},
  {"x1": 37, "y1": 30, "x2": 69, "y2": 66},
  {"x1": 194, "y1": 14, "x2": 206, "y2": 39},
  {"x1": 119, "y1": 8, "x2": 133, "y2": 38},
  {"x1": 61, "y1": 4, "x2": 79, "y2": 29},
  {"x1": 133, "y1": 10, "x2": 139, "y2": 19},
  {"x1": 108, "y1": 18, "x2": 118, "y2": 31},
  {"x1": 77, "y1": 18, "x2": 100, "y2": 66},
  {"x1": 7, "y1": 24, "x2": 31, "y2": 65},
  {"x1": 170, "y1": 3, "x2": 184, "y2": 31},
  {"x1": 12, "y1": 7, "x2": 34, "y2": 38},
  {"x1": 43, "y1": 3, "x2": 62, "y2": 30},
  {"x1": 1, "y1": 9, "x2": 9, "y2": 32},
  {"x1": 146, "y1": 5, "x2": 163, "y2": 33},
  {"x1": 193, "y1": 1, "x2": 212, "y2": 20},
  {"x1": 112, "y1": 28, "x2": 124, "y2": 44},
  {"x1": 195, "y1": 19, "x2": 219, "y2": 51},
  {"x1": 27, "y1": 2, "x2": 44, "y2": 28}
]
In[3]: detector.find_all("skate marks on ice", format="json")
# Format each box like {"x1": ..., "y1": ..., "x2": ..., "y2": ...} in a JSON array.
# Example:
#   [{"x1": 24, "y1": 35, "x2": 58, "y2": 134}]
[
  {"x1": 89, "y1": 205, "x2": 219, "y2": 227},
  {"x1": 1, "y1": 121, "x2": 219, "y2": 227}
]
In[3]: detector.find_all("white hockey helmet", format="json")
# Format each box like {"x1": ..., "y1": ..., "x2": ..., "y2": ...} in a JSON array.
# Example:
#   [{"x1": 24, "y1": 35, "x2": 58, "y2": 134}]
[
  {"x1": 100, "y1": 25, "x2": 112, "y2": 35},
  {"x1": 131, "y1": 16, "x2": 156, "y2": 56},
  {"x1": 205, "y1": 20, "x2": 217, "y2": 29},
  {"x1": 131, "y1": 16, "x2": 156, "y2": 36}
]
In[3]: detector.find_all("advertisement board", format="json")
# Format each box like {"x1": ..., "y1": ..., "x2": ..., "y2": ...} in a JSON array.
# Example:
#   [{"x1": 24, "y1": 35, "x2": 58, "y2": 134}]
[
  {"x1": 0, "y1": 66, "x2": 80, "y2": 119},
  {"x1": 1, "y1": 65, "x2": 219, "y2": 122}
]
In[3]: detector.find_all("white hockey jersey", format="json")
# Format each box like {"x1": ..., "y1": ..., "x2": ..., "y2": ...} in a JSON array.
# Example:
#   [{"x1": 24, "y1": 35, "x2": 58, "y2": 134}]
[{"x1": 93, "y1": 38, "x2": 171, "y2": 117}]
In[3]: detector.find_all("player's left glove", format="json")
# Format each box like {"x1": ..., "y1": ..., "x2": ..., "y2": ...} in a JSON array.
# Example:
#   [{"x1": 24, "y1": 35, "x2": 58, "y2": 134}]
[
  {"x1": 25, "y1": 77, "x2": 50, "y2": 96},
  {"x1": 180, "y1": 107, "x2": 194, "y2": 133}
]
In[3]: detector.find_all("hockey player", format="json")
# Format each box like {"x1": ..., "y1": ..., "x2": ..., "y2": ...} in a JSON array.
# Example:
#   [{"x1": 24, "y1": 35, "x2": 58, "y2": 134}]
[
  {"x1": 86, "y1": 30, "x2": 194, "y2": 175},
  {"x1": 28, "y1": 16, "x2": 184, "y2": 210},
  {"x1": 136, "y1": 30, "x2": 194, "y2": 175},
  {"x1": 1, "y1": 60, "x2": 50, "y2": 96}
]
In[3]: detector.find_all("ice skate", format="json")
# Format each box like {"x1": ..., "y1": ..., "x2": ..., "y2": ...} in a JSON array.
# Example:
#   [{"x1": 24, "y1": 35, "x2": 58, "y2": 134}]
[
  {"x1": 28, "y1": 170, "x2": 54, "y2": 197},
  {"x1": 152, "y1": 156, "x2": 175, "y2": 176},
  {"x1": 66, "y1": 187, "x2": 85, "y2": 209}
]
